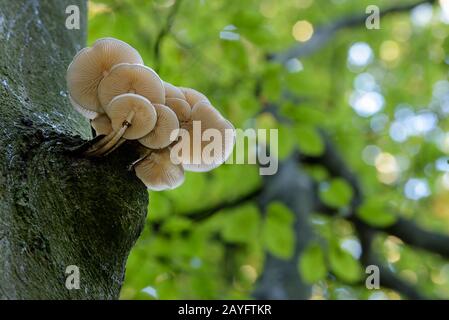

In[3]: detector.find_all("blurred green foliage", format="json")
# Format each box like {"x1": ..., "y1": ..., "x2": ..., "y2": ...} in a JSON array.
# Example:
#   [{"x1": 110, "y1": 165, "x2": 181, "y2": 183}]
[{"x1": 89, "y1": 0, "x2": 449, "y2": 299}]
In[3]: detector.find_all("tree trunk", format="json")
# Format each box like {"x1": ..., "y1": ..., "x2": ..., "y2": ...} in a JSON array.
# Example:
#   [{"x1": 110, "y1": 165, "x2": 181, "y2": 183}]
[
  {"x1": 0, "y1": 0, "x2": 148, "y2": 299},
  {"x1": 254, "y1": 155, "x2": 314, "y2": 299}
]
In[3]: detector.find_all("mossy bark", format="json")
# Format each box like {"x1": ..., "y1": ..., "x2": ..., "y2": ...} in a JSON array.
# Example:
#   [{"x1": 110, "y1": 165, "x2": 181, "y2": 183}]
[{"x1": 0, "y1": 0, "x2": 148, "y2": 299}]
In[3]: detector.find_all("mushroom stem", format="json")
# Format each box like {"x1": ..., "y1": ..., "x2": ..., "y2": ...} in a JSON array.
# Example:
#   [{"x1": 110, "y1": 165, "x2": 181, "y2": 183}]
[
  {"x1": 85, "y1": 110, "x2": 136, "y2": 157},
  {"x1": 84, "y1": 131, "x2": 116, "y2": 155},
  {"x1": 91, "y1": 125, "x2": 128, "y2": 156},
  {"x1": 128, "y1": 149, "x2": 153, "y2": 171},
  {"x1": 103, "y1": 138, "x2": 126, "y2": 156}
]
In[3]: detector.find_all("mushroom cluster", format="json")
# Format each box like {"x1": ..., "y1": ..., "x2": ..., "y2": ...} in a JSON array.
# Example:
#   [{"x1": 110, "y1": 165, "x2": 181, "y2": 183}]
[{"x1": 67, "y1": 38, "x2": 235, "y2": 191}]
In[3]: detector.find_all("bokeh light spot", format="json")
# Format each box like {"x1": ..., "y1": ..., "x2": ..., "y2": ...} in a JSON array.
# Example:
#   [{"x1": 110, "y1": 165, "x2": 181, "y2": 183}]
[{"x1": 292, "y1": 20, "x2": 314, "y2": 42}]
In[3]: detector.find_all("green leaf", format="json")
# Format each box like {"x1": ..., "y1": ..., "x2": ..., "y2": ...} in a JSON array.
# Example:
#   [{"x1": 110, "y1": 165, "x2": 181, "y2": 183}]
[
  {"x1": 295, "y1": 106, "x2": 327, "y2": 124},
  {"x1": 319, "y1": 178, "x2": 353, "y2": 208},
  {"x1": 281, "y1": 104, "x2": 326, "y2": 125},
  {"x1": 221, "y1": 205, "x2": 260, "y2": 243},
  {"x1": 262, "y1": 64, "x2": 282, "y2": 100},
  {"x1": 161, "y1": 217, "x2": 193, "y2": 233},
  {"x1": 231, "y1": 11, "x2": 272, "y2": 46},
  {"x1": 148, "y1": 192, "x2": 171, "y2": 221},
  {"x1": 231, "y1": 10, "x2": 263, "y2": 29},
  {"x1": 277, "y1": 125, "x2": 296, "y2": 160},
  {"x1": 262, "y1": 202, "x2": 295, "y2": 259},
  {"x1": 328, "y1": 241, "x2": 362, "y2": 283},
  {"x1": 256, "y1": 112, "x2": 278, "y2": 130},
  {"x1": 357, "y1": 199, "x2": 397, "y2": 227},
  {"x1": 304, "y1": 165, "x2": 329, "y2": 182},
  {"x1": 298, "y1": 243, "x2": 327, "y2": 284},
  {"x1": 295, "y1": 125, "x2": 324, "y2": 156},
  {"x1": 221, "y1": 41, "x2": 248, "y2": 71}
]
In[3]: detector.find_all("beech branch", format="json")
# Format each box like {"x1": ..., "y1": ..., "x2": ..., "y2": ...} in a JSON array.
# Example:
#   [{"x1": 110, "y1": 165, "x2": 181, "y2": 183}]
[
  {"x1": 385, "y1": 218, "x2": 449, "y2": 258},
  {"x1": 181, "y1": 185, "x2": 264, "y2": 221},
  {"x1": 269, "y1": 0, "x2": 437, "y2": 64},
  {"x1": 307, "y1": 132, "x2": 449, "y2": 260},
  {"x1": 355, "y1": 222, "x2": 426, "y2": 300},
  {"x1": 151, "y1": 185, "x2": 264, "y2": 234},
  {"x1": 153, "y1": 0, "x2": 183, "y2": 72}
]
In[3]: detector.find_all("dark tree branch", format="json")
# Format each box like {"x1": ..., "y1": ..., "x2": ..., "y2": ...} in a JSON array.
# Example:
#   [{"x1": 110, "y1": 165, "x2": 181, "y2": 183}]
[
  {"x1": 151, "y1": 184, "x2": 264, "y2": 234},
  {"x1": 252, "y1": 0, "x2": 441, "y2": 300},
  {"x1": 269, "y1": 0, "x2": 437, "y2": 64},
  {"x1": 307, "y1": 132, "x2": 449, "y2": 260},
  {"x1": 316, "y1": 201, "x2": 428, "y2": 298},
  {"x1": 250, "y1": 95, "x2": 437, "y2": 298},
  {"x1": 305, "y1": 130, "x2": 449, "y2": 298},
  {"x1": 153, "y1": 0, "x2": 183, "y2": 72},
  {"x1": 256, "y1": 81, "x2": 447, "y2": 298},
  {"x1": 181, "y1": 184, "x2": 264, "y2": 221},
  {"x1": 355, "y1": 222, "x2": 426, "y2": 300},
  {"x1": 385, "y1": 218, "x2": 449, "y2": 258},
  {"x1": 301, "y1": 130, "x2": 363, "y2": 208}
]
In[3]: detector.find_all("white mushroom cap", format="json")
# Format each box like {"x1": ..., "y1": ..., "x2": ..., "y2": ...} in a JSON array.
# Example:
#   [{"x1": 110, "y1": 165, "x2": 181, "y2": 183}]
[
  {"x1": 172, "y1": 101, "x2": 235, "y2": 172},
  {"x1": 178, "y1": 87, "x2": 210, "y2": 107},
  {"x1": 165, "y1": 98, "x2": 191, "y2": 122},
  {"x1": 69, "y1": 94, "x2": 99, "y2": 119},
  {"x1": 98, "y1": 63, "x2": 165, "y2": 107},
  {"x1": 67, "y1": 38, "x2": 143, "y2": 113},
  {"x1": 104, "y1": 93, "x2": 157, "y2": 140},
  {"x1": 163, "y1": 81, "x2": 185, "y2": 100},
  {"x1": 138, "y1": 104, "x2": 180, "y2": 149},
  {"x1": 134, "y1": 148, "x2": 185, "y2": 191},
  {"x1": 91, "y1": 114, "x2": 113, "y2": 136}
]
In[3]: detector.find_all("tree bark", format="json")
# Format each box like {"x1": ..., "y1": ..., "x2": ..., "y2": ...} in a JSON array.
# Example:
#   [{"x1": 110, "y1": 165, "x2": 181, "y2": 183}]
[
  {"x1": 254, "y1": 155, "x2": 314, "y2": 299},
  {"x1": 0, "y1": 0, "x2": 148, "y2": 299}
]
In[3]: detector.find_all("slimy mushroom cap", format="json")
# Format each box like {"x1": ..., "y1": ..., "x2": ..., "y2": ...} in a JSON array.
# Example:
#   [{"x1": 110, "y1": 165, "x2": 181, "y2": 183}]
[
  {"x1": 91, "y1": 114, "x2": 113, "y2": 136},
  {"x1": 178, "y1": 87, "x2": 210, "y2": 107},
  {"x1": 67, "y1": 37, "x2": 143, "y2": 113},
  {"x1": 163, "y1": 81, "x2": 185, "y2": 100},
  {"x1": 134, "y1": 148, "x2": 185, "y2": 191},
  {"x1": 98, "y1": 63, "x2": 165, "y2": 107},
  {"x1": 69, "y1": 94, "x2": 99, "y2": 119},
  {"x1": 175, "y1": 101, "x2": 235, "y2": 172},
  {"x1": 104, "y1": 93, "x2": 157, "y2": 140},
  {"x1": 165, "y1": 97, "x2": 192, "y2": 123},
  {"x1": 138, "y1": 104, "x2": 180, "y2": 149}
]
